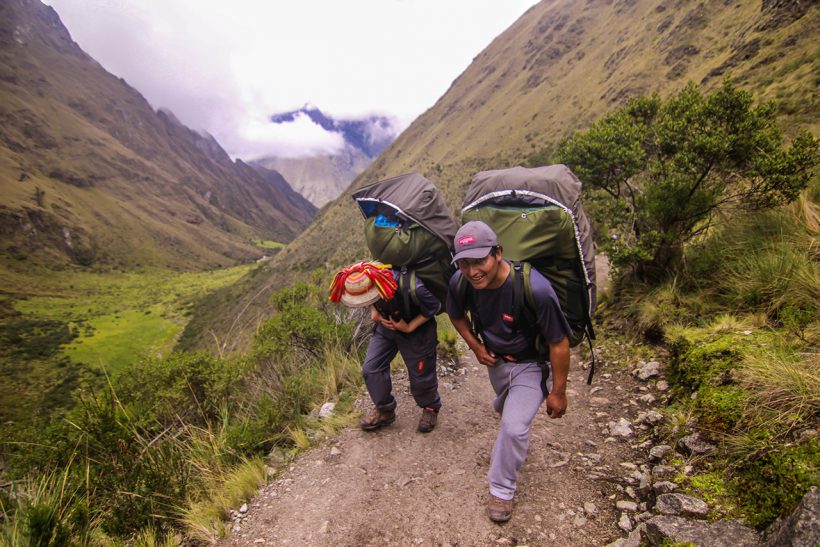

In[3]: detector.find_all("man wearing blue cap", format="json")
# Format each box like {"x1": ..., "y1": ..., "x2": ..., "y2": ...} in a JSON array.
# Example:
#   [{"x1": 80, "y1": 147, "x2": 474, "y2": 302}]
[{"x1": 446, "y1": 220, "x2": 571, "y2": 523}]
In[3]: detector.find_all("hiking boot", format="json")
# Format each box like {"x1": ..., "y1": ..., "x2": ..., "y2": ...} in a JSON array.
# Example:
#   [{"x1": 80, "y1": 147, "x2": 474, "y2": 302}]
[
  {"x1": 417, "y1": 407, "x2": 438, "y2": 433},
  {"x1": 359, "y1": 407, "x2": 396, "y2": 431},
  {"x1": 487, "y1": 495, "x2": 513, "y2": 523}
]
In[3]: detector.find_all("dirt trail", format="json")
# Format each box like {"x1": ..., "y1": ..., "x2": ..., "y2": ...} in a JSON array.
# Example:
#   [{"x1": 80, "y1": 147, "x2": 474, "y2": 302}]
[
  {"x1": 220, "y1": 348, "x2": 658, "y2": 546},
  {"x1": 220, "y1": 255, "x2": 657, "y2": 546}
]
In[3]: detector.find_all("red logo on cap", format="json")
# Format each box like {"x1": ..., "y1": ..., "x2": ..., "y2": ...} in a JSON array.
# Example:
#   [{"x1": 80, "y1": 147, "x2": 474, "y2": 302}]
[
  {"x1": 502, "y1": 313, "x2": 514, "y2": 323},
  {"x1": 458, "y1": 235, "x2": 475, "y2": 246}
]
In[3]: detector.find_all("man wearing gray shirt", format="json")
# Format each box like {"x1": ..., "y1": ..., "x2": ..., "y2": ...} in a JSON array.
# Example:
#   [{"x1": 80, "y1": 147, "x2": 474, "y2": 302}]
[{"x1": 446, "y1": 221, "x2": 571, "y2": 523}]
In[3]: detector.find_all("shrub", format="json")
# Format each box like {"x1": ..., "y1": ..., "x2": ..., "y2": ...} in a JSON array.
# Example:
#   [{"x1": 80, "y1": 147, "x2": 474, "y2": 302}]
[{"x1": 557, "y1": 78, "x2": 818, "y2": 281}]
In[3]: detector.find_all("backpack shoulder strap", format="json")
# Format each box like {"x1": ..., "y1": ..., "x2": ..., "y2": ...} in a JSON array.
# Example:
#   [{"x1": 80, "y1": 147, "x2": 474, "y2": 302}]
[
  {"x1": 512, "y1": 261, "x2": 537, "y2": 327},
  {"x1": 513, "y1": 261, "x2": 548, "y2": 363},
  {"x1": 408, "y1": 269, "x2": 420, "y2": 307},
  {"x1": 455, "y1": 273, "x2": 482, "y2": 337},
  {"x1": 399, "y1": 266, "x2": 419, "y2": 321}
]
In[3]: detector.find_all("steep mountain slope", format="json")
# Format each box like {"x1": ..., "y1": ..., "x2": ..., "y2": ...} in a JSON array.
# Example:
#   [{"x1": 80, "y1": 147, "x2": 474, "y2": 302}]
[
  {"x1": 184, "y1": 0, "x2": 818, "y2": 351},
  {"x1": 253, "y1": 147, "x2": 371, "y2": 207},
  {"x1": 0, "y1": 0, "x2": 316, "y2": 270}
]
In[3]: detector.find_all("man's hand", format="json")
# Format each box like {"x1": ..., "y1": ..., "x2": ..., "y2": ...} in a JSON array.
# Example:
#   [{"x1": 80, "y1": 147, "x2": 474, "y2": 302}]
[
  {"x1": 382, "y1": 318, "x2": 410, "y2": 333},
  {"x1": 473, "y1": 344, "x2": 501, "y2": 367},
  {"x1": 545, "y1": 390, "x2": 567, "y2": 419}
]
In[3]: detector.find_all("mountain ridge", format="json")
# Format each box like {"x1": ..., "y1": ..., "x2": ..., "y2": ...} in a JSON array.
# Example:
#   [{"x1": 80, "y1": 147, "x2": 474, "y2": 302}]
[{"x1": 0, "y1": 0, "x2": 316, "y2": 270}]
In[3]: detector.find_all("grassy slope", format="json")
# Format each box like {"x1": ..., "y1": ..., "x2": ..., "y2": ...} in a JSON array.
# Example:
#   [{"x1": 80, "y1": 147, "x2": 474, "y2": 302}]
[{"x1": 186, "y1": 0, "x2": 819, "y2": 353}]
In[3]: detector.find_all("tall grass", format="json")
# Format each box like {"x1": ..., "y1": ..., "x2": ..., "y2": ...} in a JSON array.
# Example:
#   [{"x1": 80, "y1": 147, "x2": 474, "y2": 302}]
[
  {"x1": 0, "y1": 448, "x2": 98, "y2": 545},
  {"x1": 741, "y1": 348, "x2": 820, "y2": 438}
]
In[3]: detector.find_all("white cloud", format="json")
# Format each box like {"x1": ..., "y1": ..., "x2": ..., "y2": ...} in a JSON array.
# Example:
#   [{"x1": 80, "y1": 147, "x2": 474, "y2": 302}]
[
  {"x1": 229, "y1": 112, "x2": 347, "y2": 160},
  {"x1": 44, "y1": 0, "x2": 539, "y2": 159}
]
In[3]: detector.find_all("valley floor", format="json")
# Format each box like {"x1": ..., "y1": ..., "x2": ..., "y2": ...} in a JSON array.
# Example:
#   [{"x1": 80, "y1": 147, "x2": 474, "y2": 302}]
[{"x1": 218, "y1": 346, "x2": 656, "y2": 546}]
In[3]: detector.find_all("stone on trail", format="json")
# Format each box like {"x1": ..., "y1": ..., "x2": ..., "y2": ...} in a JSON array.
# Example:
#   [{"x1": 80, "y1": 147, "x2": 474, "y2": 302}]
[
  {"x1": 618, "y1": 512, "x2": 634, "y2": 532},
  {"x1": 637, "y1": 361, "x2": 661, "y2": 380},
  {"x1": 584, "y1": 502, "x2": 598, "y2": 516},
  {"x1": 639, "y1": 410, "x2": 664, "y2": 425},
  {"x1": 638, "y1": 394, "x2": 657, "y2": 404},
  {"x1": 330, "y1": 447, "x2": 342, "y2": 456},
  {"x1": 606, "y1": 523, "x2": 645, "y2": 547},
  {"x1": 649, "y1": 444, "x2": 672, "y2": 462},
  {"x1": 644, "y1": 515, "x2": 760, "y2": 546},
  {"x1": 655, "y1": 493, "x2": 709, "y2": 517},
  {"x1": 653, "y1": 481, "x2": 679, "y2": 495},
  {"x1": 652, "y1": 464, "x2": 676, "y2": 480},
  {"x1": 616, "y1": 500, "x2": 638, "y2": 512},
  {"x1": 609, "y1": 418, "x2": 634, "y2": 438}
]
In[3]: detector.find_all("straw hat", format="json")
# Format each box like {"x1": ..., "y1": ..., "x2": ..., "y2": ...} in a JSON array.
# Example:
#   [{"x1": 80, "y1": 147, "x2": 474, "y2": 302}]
[{"x1": 340, "y1": 269, "x2": 381, "y2": 308}]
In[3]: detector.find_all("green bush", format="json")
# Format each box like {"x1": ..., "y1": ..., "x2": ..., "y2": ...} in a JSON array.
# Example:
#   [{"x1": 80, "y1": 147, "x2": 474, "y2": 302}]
[
  {"x1": 557, "y1": 78, "x2": 818, "y2": 280},
  {"x1": 116, "y1": 351, "x2": 246, "y2": 426},
  {"x1": 254, "y1": 281, "x2": 355, "y2": 360}
]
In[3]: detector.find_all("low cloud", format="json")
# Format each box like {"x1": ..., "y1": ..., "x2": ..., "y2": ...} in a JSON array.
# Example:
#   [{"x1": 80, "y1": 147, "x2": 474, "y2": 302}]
[{"x1": 225, "y1": 112, "x2": 347, "y2": 160}]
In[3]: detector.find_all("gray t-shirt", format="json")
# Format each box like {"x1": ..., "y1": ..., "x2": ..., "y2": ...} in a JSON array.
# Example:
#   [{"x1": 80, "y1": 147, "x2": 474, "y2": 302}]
[{"x1": 446, "y1": 261, "x2": 570, "y2": 356}]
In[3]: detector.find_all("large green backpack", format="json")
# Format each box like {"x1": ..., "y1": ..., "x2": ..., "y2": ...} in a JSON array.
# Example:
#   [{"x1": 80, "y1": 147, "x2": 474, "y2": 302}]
[
  {"x1": 352, "y1": 173, "x2": 458, "y2": 312},
  {"x1": 459, "y1": 165, "x2": 597, "y2": 380}
]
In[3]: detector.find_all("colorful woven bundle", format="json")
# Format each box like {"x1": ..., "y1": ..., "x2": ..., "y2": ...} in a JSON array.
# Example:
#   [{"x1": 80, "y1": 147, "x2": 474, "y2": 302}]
[{"x1": 329, "y1": 261, "x2": 397, "y2": 303}]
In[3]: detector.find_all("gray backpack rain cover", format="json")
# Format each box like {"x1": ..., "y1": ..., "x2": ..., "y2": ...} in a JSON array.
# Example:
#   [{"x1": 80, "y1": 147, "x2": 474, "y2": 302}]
[
  {"x1": 352, "y1": 172, "x2": 458, "y2": 307},
  {"x1": 462, "y1": 164, "x2": 597, "y2": 313}
]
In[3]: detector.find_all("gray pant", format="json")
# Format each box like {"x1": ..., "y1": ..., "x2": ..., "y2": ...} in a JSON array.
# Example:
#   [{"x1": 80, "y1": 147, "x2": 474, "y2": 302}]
[
  {"x1": 362, "y1": 320, "x2": 441, "y2": 411},
  {"x1": 487, "y1": 360, "x2": 553, "y2": 500}
]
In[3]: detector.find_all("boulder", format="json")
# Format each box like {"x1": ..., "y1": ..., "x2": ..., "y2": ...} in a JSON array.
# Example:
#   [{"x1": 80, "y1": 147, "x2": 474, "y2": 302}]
[
  {"x1": 764, "y1": 486, "x2": 819, "y2": 547},
  {"x1": 644, "y1": 515, "x2": 760, "y2": 546},
  {"x1": 677, "y1": 432, "x2": 715, "y2": 456},
  {"x1": 655, "y1": 493, "x2": 709, "y2": 517}
]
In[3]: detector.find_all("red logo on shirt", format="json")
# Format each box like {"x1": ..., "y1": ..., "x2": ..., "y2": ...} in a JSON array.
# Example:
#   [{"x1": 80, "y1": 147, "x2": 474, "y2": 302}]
[
  {"x1": 458, "y1": 235, "x2": 475, "y2": 246},
  {"x1": 502, "y1": 313, "x2": 514, "y2": 323}
]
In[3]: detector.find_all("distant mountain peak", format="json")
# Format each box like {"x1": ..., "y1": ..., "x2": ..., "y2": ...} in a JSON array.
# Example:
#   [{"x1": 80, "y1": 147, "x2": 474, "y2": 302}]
[{"x1": 269, "y1": 105, "x2": 398, "y2": 158}]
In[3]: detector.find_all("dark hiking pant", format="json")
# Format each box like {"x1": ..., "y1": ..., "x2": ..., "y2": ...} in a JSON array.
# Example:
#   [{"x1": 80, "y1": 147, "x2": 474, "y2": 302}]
[{"x1": 362, "y1": 319, "x2": 441, "y2": 411}]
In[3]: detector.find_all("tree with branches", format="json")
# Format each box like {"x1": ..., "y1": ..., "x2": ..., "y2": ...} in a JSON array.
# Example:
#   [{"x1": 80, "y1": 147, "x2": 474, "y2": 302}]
[{"x1": 557, "y1": 78, "x2": 818, "y2": 281}]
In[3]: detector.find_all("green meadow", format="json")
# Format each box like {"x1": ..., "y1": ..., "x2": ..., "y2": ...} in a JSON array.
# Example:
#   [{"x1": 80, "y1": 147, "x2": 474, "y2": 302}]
[{"x1": 6, "y1": 264, "x2": 254, "y2": 372}]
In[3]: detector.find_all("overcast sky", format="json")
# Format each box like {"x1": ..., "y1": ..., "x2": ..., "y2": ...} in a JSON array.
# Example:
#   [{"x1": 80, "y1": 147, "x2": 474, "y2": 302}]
[{"x1": 44, "y1": 0, "x2": 538, "y2": 159}]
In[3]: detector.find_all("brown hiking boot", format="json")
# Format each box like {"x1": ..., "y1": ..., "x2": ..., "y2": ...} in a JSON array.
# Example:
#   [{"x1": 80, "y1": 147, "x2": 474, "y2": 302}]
[
  {"x1": 488, "y1": 495, "x2": 513, "y2": 523},
  {"x1": 359, "y1": 407, "x2": 396, "y2": 431},
  {"x1": 417, "y1": 407, "x2": 438, "y2": 433}
]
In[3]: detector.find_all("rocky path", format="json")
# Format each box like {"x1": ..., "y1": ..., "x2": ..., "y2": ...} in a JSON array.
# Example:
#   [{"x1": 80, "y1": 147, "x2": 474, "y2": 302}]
[{"x1": 219, "y1": 341, "x2": 670, "y2": 546}]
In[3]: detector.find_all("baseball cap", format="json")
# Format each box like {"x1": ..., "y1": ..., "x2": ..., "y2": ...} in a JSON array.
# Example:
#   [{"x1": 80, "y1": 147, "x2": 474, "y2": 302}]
[{"x1": 452, "y1": 221, "x2": 498, "y2": 263}]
